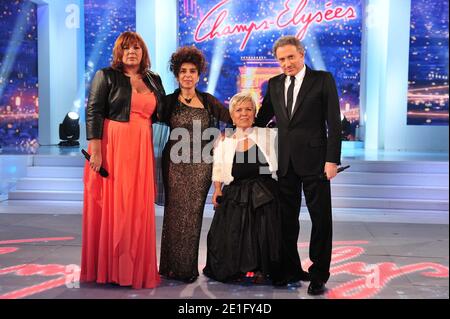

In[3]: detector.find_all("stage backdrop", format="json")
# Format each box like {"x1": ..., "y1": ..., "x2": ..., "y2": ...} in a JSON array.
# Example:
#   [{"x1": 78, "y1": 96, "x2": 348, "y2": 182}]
[
  {"x1": 0, "y1": 0, "x2": 38, "y2": 148},
  {"x1": 84, "y1": 0, "x2": 136, "y2": 108},
  {"x1": 407, "y1": 0, "x2": 449, "y2": 126},
  {"x1": 178, "y1": 0, "x2": 362, "y2": 139}
]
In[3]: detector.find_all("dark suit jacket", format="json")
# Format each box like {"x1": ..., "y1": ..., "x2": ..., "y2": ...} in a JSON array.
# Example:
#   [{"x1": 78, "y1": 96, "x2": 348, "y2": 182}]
[{"x1": 255, "y1": 66, "x2": 342, "y2": 177}]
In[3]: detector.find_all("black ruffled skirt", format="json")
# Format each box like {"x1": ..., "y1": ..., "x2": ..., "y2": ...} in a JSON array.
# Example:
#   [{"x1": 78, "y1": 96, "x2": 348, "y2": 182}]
[{"x1": 203, "y1": 176, "x2": 283, "y2": 283}]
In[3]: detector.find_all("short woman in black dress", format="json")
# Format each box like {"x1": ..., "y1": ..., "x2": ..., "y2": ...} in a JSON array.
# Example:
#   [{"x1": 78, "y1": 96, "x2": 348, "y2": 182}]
[{"x1": 203, "y1": 92, "x2": 283, "y2": 285}]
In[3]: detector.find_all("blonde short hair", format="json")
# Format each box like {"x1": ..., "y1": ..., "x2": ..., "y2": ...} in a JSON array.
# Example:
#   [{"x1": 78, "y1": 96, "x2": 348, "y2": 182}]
[{"x1": 229, "y1": 92, "x2": 257, "y2": 114}]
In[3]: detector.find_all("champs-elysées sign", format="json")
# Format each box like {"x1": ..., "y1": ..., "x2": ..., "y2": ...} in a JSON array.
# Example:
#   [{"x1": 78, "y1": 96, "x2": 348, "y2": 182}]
[{"x1": 194, "y1": 0, "x2": 357, "y2": 50}]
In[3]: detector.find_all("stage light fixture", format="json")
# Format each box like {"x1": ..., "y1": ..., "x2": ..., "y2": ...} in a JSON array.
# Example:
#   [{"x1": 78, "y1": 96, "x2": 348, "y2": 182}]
[{"x1": 59, "y1": 112, "x2": 80, "y2": 147}]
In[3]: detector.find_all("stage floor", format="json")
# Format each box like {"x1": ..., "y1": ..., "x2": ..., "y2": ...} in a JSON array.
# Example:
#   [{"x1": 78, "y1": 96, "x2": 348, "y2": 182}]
[
  {"x1": 1, "y1": 145, "x2": 448, "y2": 299},
  {"x1": 0, "y1": 213, "x2": 448, "y2": 299}
]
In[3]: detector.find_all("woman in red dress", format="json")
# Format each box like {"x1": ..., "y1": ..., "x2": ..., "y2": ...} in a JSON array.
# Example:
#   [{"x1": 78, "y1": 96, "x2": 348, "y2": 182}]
[{"x1": 81, "y1": 32, "x2": 165, "y2": 289}]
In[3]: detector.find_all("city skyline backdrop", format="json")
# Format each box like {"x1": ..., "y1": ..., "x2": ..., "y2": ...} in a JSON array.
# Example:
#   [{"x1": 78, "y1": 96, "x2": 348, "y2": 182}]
[{"x1": 0, "y1": 0, "x2": 448, "y2": 147}]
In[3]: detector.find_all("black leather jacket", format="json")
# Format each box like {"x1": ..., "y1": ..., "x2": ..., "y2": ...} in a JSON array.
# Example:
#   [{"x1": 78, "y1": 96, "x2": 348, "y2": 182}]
[{"x1": 86, "y1": 67, "x2": 166, "y2": 140}]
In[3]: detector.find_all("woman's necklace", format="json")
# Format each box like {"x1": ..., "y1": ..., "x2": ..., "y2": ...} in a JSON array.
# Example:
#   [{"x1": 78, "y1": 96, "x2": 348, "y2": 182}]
[{"x1": 181, "y1": 92, "x2": 195, "y2": 104}]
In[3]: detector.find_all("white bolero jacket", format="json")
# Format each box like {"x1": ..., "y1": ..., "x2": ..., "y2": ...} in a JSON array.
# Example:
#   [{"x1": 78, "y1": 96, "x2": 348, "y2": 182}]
[{"x1": 212, "y1": 127, "x2": 278, "y2": 185}]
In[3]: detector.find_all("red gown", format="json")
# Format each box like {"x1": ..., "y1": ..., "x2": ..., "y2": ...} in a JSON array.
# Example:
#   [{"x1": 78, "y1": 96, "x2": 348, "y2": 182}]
[{"x1": 81, "y1": 91, "x2": 160, "y2": 289}]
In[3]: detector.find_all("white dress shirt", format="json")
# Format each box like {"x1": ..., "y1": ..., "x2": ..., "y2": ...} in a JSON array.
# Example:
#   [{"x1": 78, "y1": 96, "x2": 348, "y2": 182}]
[{"x1": 284, "y1": 65, "x2": 306, "y2": 115}]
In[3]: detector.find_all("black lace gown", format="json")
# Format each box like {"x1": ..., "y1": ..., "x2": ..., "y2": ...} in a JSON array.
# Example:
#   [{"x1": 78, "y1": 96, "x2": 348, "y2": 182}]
[
  {"x1": 203, "y1": 145, "x2": 283, "y2": 283},
  {"x1": 159, "y1": 101, "x2": 212, "y2": 280}
]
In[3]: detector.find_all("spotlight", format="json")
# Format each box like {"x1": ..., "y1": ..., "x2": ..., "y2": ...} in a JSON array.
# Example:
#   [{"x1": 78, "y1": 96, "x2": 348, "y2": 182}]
[{"x1": 59, "y1": 112, "x2": 80, "y2": 147}]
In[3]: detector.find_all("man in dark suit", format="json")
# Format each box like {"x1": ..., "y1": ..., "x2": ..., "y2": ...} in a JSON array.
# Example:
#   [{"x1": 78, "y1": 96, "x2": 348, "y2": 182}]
[{"x1": 255, "y1": 36, "x2": 342, "y2": 295}]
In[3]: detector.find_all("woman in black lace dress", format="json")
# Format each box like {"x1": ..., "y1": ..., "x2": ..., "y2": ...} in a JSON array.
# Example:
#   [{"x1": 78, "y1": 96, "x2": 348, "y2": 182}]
[
  {"x1": 159, "y1": 46, "x2": 232, "y2": 283},
  {"x1": 203, "y1": 92, "x2": 283, "y2": 285}
]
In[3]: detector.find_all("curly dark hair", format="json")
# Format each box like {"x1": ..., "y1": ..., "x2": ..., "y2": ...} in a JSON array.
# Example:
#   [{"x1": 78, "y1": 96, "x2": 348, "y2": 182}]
[{"x1": 169, "y1": 46, "x2": 207, "y2": 77}]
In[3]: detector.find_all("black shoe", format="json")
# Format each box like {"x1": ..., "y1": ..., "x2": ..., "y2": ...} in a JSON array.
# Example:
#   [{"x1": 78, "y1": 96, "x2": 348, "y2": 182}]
[{"x1": 307, "y1": 281, "x2": 326, "y2": 295}]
